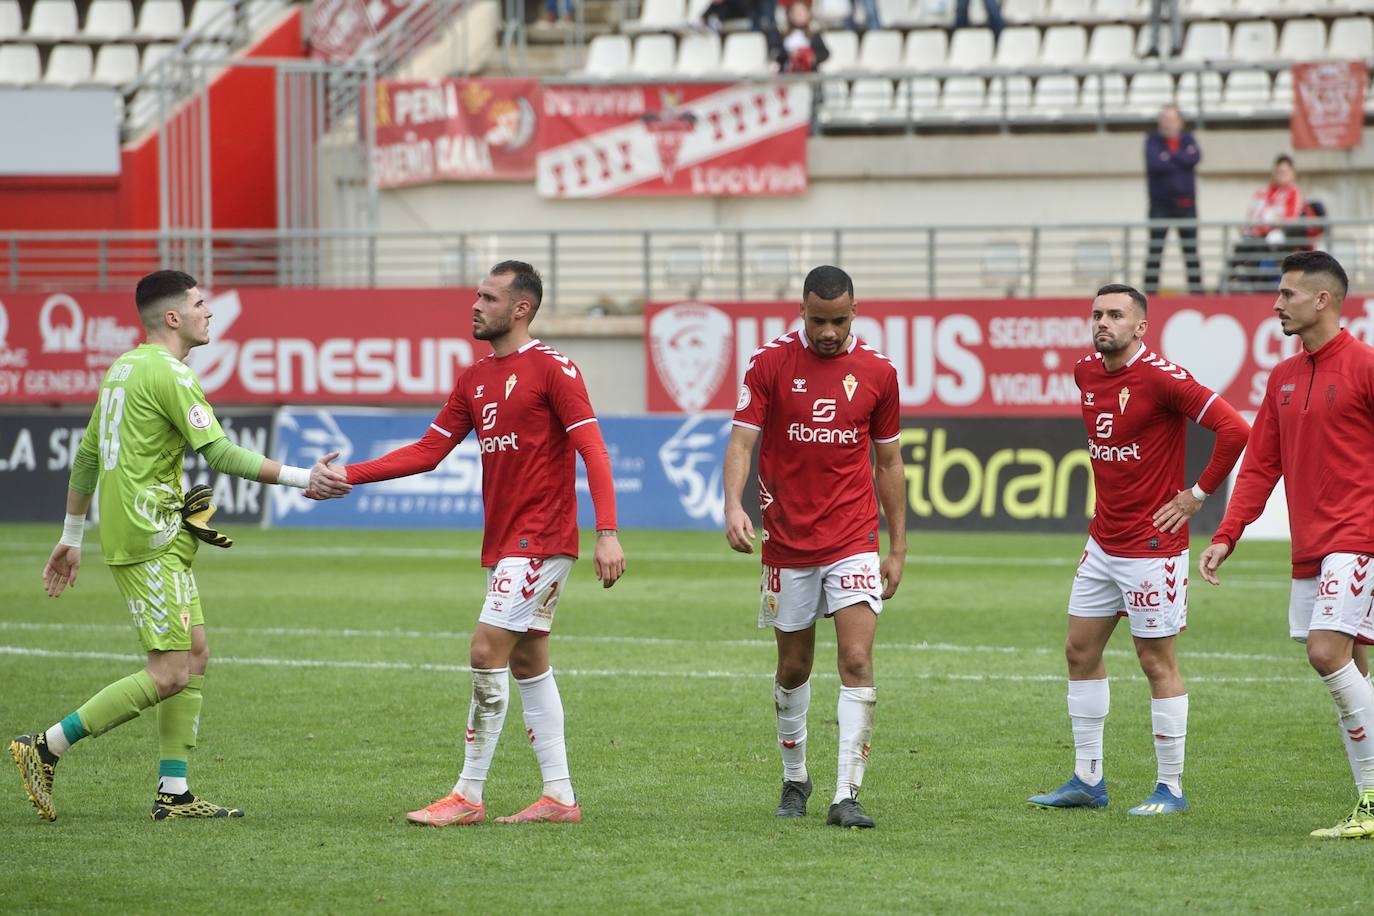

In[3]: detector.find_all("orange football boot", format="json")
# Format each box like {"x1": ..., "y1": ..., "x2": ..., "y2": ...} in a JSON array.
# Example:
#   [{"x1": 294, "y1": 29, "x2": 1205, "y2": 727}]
[
  {"x1": 405, "y1": 792, "x2": 485, "y2": 826},
  {"x1": 495, "y1": 795, "x2": 582, "y2": 824}
]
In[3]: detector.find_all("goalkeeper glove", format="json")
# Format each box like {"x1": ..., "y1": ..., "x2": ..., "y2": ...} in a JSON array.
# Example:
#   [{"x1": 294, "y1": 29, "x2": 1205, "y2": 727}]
[{"x1": 180, "y1": 484, "x2": 233, "y2": 548}]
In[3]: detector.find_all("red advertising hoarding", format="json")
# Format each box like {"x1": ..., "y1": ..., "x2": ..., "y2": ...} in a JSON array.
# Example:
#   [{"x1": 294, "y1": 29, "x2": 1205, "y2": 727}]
[
  {"x1": 0, "y1": 288, "x2": 479, "y2": 405},
  {"x1": 374, "y1": 78, "x2": 540, "y2": 187},
  {"x1": 644, "y1": 296, "x2": 1374, "y2": 415},
  {"x1": 536, "y1": 83, "x2": 811, "y2": 198},
  {"x1": 1291, "y1": 60, "x2": 1368, "y2": 150}
]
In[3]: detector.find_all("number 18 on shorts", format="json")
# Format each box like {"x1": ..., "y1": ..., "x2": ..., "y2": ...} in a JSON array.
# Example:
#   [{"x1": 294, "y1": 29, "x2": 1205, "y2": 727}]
[{"x1": 759, "y1": 552, "x2": 884, "y2": 632}]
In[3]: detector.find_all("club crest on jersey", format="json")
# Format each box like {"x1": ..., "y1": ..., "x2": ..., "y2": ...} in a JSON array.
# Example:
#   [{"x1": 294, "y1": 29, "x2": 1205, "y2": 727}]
[
  {"x1": 842, "y1": 373, "x2": 858, "y2": 401},
  {"x1": 792, "y1": 378, "x2": 807, "y2": 393},
  {"x1": 737, "y1": 385, "x2": 751, "y2": 411},
  {"x1": 475, "y1": 384, "x2": 485, "y2": 399},
  {"x1": 1118, "y1": 387, "x2": 1130, "y2": 414},
  {"x1": 505, "y1": 374, "x2": 518, "y2": 399},
  {"x1": 1084, "y1": 392, "x2": 1095, "y2": 406}
]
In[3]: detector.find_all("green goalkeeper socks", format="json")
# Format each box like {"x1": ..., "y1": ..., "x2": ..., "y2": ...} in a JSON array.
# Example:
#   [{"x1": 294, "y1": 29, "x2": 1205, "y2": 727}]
[
  {"x1": 158, "y1": 674, "x2": 204, "y2": 786},
  {"x1": 74, "y1": 670, "x2": 160, "y2": 739}
]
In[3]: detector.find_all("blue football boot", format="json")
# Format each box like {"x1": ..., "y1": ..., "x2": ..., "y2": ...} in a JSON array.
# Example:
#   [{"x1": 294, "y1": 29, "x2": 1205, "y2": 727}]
[
  {"x1": 1127, "y1": 783, "x2": 1188, "y2": 816},
  {"x1": 1027, "y1": 774, "x2": 1109, "y2": 809}
]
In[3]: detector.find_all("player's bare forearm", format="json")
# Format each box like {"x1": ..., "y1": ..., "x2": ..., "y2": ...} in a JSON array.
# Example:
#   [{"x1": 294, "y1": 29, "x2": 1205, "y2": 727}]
[
  {"x1": 593, "y1": 531, "x2": 625, "y2": 588},
  {"x1": 874, "y1": 441, "x2": 907, "y2": 555},
  {"x1": 65, "y1": 488, "x2": 93, "y2": 518},
  {"x1": 44, "y1": 487, "x2": 91, "y2": 598},
  {"x1": 723, "y1": 426, "x2": 760, "y2": 553}
]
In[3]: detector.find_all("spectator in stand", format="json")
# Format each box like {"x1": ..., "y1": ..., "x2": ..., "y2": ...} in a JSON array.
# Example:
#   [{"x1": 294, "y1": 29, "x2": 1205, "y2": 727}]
[
  {"x1": 773, "y1": 1, "x2": 830, "y2": 72},
  {"x1": 539, "y1": 0, "x2": 573, "y2": 26},
  {"x1": 702, "y1": 0, "x2": 780, "y2": 44},
  {"x1": 1144, "y1": 0, "x2": 1183, "y2": 58},
  {"x1": 954, "y1": 0, "x2": 1004, "y2": 41},
  {"x1": 1227, "y1": 155, "x2": 1307, "y2": 292},
  {"x1": 1144, "y1": 105, "x2": 1203, "y2": 295}
]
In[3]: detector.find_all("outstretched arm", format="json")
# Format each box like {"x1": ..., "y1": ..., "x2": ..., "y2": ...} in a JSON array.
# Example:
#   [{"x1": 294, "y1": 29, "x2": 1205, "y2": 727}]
[{"x1": 198, "y1": 438, "x2": 350, "y2": 498}]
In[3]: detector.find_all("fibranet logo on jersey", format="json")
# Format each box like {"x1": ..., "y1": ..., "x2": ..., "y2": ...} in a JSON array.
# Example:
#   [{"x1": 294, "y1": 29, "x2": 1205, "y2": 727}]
[{"x1": 1087, "y1": 441, "x2": 1142, "y2": 462}]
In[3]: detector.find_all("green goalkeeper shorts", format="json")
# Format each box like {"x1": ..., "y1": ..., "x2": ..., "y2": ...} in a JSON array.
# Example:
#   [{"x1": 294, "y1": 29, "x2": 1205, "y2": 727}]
[{"x1": 109, "y1": 529, "x2": 203, "y2": 652}]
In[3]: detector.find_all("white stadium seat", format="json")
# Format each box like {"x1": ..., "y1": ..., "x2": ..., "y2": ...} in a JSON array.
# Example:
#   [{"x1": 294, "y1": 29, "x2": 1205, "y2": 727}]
[
  {"x1": 1232, "y1": 0, "x2": 1282, "y2": 15},
  {"x1": 675, "y1": 31, "x2": 720, "y2": 74},
  {"x1": 902, "y1": 28, "x2": 948, "y2": 71},
  {"x1": 581, "y1": 34, "x2": 630, "y2": 76},
  {"x1": 0, "y1": 43, "x2": 40, "y2": 83},
  {"x1": 947, "y1": 27, "x2": 994, "y2": 69},
  {"x1": 135, "y1": 0, "x2": 185, "y2": 39},
  {"x1": 1033, "y1": 74, "x2": 1080, "y2": 117},
  {"x1": 1047, "y1": 0, "x2": 1091, "y2": 20},
  {"x1": 1328, "y1": 17, "x2": 1374, "y2": 59},
  {"x1": 92, "y1": 42, "x2": 139, "y2": 84},
  {"x1": 1092, "y1": 0, "x2": 1136, "y2": 21},
  {"x1": 1188, "y1": 0, "x2": 1231, "y2": 17},
  {"x1": 720, "y1": 31, "x2": 767, "y2": 73},
  {"x1": 1128, "y1": 71, "x2": 1174, "y2": 114},
  {"x1": 910, "y1": 0, "x2": 954, "y2": 26},
  {"x1": 26, "y1": 0, "x2": 79, "y2": 39},
  {"x1": 1229, "y1": 20, "x2": 1278, "y2": 61},
  {"x1": 83, "y1": 0, "x2": 134, "y2": 39},
  {"x1": 1176, "y1": 70, "x2": 1223, "y2": 114},
  {"x1": 1221, "y1": 70, "x2": 1272, "y2": 114},
  {"x1": 1040, "y1": 25, "x2": 1087, "y2": 66},
  {"x1": 1180, "y1": 22, "x2": 1230, "y2": 61},
  {"x1": 1086, "y1": 23, "x2": 1132, "y2": 65},
  {"x1": 819, "y1": 30, "x2": 859, "y2": 71},
  {"x1": 941, "y1": 75, "x2": 987, "y2": 115},
  {"x1": 901, "y1": 75, "x2": 940, "y2": 116},
  {"x1": 876, "y1": 0, "x2": 911, "y2": 29},
  {"x1": 1002, "y1": 0, "x2": 1044, "y2": 25},
  {"x1": 992, "y1": 26, "x2": 1040, "y2": 69},
  {"x1": 859, "y1": 29, "x2": 903, "y2": 70},
  {"x1": 188, "y1": 0, "x2": 236, "y2": 38},
  {"x1": 988, "y1": 74, "x2": 1033, "y2": 114},
  {"x1": 0, "y1": 1, "x2": 21, "y2": 40},
  {"x1": 847, "y1": 77, "x2": 895, "y2": 121},
  {"x1": 1272, "y1": 68, "x2": 1292, "y2": 108},
  {"x1": 1277, "y1": 19, "x2": 1327, "y2": 60},
  {"x1": 630, "y1": 33, "x2": 676, "y2": 75},
  {"x1": 1079, "y1": 71, "x2": 1126, "y2": 111},
  {"x1": 622, "y1": 0, "x2": 686, "y2": 34},
  {"x1": 43, "y1": 43, "x2": 92, "y2": 84},
  {"x1": 140, "y1": 41, "x2": 176, "y2": 74}
]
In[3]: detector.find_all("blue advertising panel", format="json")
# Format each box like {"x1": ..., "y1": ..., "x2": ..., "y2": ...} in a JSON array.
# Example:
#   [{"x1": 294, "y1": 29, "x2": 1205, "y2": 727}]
[{"x1": 270, "y1": 407, "x2": 733, "y2": 532}]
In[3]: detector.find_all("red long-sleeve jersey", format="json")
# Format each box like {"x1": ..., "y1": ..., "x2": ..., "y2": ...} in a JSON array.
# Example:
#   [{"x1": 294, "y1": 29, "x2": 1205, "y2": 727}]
[
  {"x1": 345, "y1": 339, "x2": 617, "y2": 567},
  {"x1": 1213, "y1": 330, "x2": 1374, "y2": 577}
]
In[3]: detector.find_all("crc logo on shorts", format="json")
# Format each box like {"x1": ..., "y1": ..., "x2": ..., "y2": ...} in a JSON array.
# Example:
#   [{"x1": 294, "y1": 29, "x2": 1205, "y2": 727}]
[
  {"x1": 481, "y1": 401, "x2": 499, "y2": 431},
  {"x1": 812, "y1": 398, "x2": 837, "y2": 423},
  {"x1": 1094, "y1": 412, "x2": 1113, "y2": 439},
  {"x1": 187, "y1": 403, "x2": 212, "y2": 429},
  {"x1": 1126, "y1": 580, "x2": 1161, "y2": 608},
  {"x1": 1320, "y1": 571, "x2": 1340, "y2": 598},
  {"x1": 492, "y1": 571, "x2": 513, "y2": 596},
  {"x1": 839, "y1": 565, "x2": 880, "y2": 592}
]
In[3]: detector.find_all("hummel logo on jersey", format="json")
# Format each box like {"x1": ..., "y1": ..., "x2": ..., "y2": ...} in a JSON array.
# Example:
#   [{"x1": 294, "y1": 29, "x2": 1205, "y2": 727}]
[
  {"x1": 481, "y1": 402, "x2": 499, "y2": 431},
  {"x1": 1085, "y1": 392, "x2": 1095, "y2": 406},
  {"x1": 792, "y1": 378, "x2": 807, "y2": 393},
  {"x1": 475, "y1": 384, "x2": 485, "y2": 398}
]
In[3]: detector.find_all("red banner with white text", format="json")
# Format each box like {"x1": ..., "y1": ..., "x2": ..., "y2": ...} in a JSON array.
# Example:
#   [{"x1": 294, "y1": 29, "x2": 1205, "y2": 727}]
[
  {"x1": 309, "y1": 0, "x2": 414, "y2": 61},
  {"x1": 374, "y1": 78, "x2": 540, "y2": 187},
  {"x1": 0, "y1": 288, "x2": 480, "y2": 405},
  {"x1": 536, "y1": 83, "x2": 811, "y2": 198},
  {"x1": 644, "y1": 296, "x2": 1374, "y2": 415},
  {"x1": 1291, "y1": 60, "x2": 1368, "y2": 150}
]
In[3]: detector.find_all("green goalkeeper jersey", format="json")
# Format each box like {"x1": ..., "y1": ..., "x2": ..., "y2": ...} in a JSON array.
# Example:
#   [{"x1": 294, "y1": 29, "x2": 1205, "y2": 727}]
[{"x1": 74, "y1": 343, "x2": 226, "y2": 566}]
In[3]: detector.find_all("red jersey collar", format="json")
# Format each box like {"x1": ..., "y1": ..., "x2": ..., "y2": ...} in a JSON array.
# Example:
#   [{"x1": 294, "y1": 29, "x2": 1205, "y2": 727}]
[{"x1": 1305, "y1": 328, "x2": 1351, "y2": 359}]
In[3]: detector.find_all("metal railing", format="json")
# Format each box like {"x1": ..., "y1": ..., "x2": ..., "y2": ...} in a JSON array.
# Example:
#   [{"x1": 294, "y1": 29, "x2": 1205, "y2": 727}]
[{"x1": 3, "y1": 219, "x2": 1368, "y2": 309}]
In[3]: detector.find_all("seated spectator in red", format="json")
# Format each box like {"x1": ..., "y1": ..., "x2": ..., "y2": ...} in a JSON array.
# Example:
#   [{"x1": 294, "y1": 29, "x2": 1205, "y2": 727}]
[
  {"x1": 773, "y1": 1, "x2": 829, "y2": 73},
  {"x1": 1227, "y1": 155, "x2": 1308, "y2": 291}
]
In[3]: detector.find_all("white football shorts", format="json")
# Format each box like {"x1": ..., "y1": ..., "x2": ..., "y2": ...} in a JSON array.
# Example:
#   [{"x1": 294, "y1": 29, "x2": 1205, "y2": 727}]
[
  {"x1": 1068, "y1": 537, "x2": 1188, "y2": 639},
  {"x1": 759, "y1": 552, "x2": 883, "y2": 632},
  {"x1": 1287, "y1": 552, "x2": 1374, "y2": 645},
  {"x1": 478, "y1": 555, "x2": 575, "y2": 634}
]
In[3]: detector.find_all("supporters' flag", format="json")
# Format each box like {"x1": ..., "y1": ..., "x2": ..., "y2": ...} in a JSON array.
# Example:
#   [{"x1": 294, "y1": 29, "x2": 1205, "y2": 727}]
[
  {"x1": 372, "y1": 78, "x2": 540, "y2": 187},
  {"x1": 1291, "y1": 60, "x2": 1367, "y2": 150},
  {"x1": 536, "y1": 82, "x2": 811, "y2": 198}
]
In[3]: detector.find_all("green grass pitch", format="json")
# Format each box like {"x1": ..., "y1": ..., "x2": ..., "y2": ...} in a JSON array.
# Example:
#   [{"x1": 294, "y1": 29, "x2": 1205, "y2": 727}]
[{"x1": 0, "y1": 524, "x2": 1368, "y2": 913}]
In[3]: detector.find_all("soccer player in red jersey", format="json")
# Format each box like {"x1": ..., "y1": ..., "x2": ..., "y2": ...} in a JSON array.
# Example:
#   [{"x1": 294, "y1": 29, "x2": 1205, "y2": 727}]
[
  {"x1": 1200, "y1": 251, "x2": 1374, "y2": 838},
  {"x1": 342, "y1": 261, "x2": 625, "y2": 826},
  {"x1": 723, "y1": 265, "x2": 906, "y2": 829},
  {"x1": 1028, "y1": 284, "x2": 1249, "y2": 816}
]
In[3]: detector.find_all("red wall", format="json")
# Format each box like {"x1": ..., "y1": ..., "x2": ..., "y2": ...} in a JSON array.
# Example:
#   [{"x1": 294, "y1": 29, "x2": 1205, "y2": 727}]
[{"x1": 0, "y1": 9, "x2": 304, "y2": 232}]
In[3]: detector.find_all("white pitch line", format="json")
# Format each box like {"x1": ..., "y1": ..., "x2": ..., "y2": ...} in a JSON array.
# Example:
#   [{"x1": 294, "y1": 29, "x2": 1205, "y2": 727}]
[
  {"x1": 0, "y1": 645, "x2": 1315, "y2": 685},
  {"x1": 0, "y1": 620, "x2": 1309, "y2": 665},
  {"x1": 0, "y1": 540, "x2": 1294, "y2": 571}
]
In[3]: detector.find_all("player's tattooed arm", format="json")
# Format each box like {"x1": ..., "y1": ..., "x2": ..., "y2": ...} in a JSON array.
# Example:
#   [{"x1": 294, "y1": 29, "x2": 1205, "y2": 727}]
[
  {"x1": 723, "y1": 425, "x2": 760, "y2": 554},
  {"x1": 874, "y1": 439, "x2": 906, "y2": 599}
]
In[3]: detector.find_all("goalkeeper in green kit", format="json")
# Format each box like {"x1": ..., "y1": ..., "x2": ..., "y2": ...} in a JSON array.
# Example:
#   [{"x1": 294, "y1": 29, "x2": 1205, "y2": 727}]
[{"x1": 10, "y1": 270, "x2": 351, "y2": 822}]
